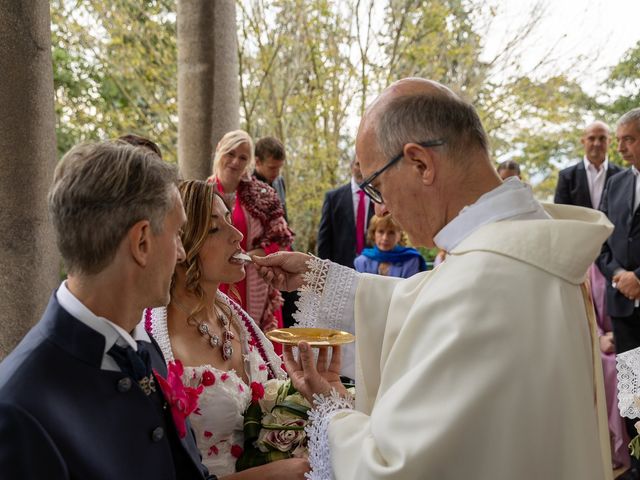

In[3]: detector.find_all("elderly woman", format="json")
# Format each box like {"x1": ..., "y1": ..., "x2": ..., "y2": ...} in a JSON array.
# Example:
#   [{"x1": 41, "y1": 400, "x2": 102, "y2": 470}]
[{"x1": 207, "y1": 130, "x2": 293, "y2": 333}]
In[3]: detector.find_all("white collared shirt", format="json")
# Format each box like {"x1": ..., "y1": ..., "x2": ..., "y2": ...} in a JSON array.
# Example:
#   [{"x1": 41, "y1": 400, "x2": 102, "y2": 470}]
[
  {"x1": 633, "y1": 166, "x2": 640, "y2": 213},
  {"x1": 56, "y1": 281, "x2": 151, "y2": 371},
  {"x1": 434, "y1": 177, "x2": 550, "y2": 252},
  {"x1": 583, "y1": 156, "x2": 609, "y2": 209},
  {"x1": 351, "y1": 177, "x2": 370, "y2": 225}
]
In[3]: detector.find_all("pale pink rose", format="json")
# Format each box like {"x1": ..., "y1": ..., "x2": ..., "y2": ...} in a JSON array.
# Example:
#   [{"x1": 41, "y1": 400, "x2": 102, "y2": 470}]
[{"x1": 257, "y1": 417, "x2": 306, "y2": 453}]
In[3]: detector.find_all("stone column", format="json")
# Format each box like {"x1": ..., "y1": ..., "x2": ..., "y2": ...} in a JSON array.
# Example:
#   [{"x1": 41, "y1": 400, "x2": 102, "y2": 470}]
[
  {"x1": 0, "y1": 0, "x2": 59, "y2": 358},
  {"x1": 210, "y1": 1, "x2": 240, "y2": 153},
  {"x1": 177, "y1": 0, "x2": 239, "y2": 180}
]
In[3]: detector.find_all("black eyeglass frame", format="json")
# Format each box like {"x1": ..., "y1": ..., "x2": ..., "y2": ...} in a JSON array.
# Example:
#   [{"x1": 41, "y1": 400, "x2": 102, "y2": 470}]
[{"x1": 358, "y1": 139, "x2": 446, "y2": 204}]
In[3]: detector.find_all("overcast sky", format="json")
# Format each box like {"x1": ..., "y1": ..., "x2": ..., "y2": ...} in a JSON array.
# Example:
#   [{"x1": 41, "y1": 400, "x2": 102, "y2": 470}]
[{"x1": 482, "y1": 0, "x2": 640, "y2": 94}]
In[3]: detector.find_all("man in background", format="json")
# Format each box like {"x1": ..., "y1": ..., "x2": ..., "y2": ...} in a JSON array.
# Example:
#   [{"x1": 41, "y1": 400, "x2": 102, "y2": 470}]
[
  {"x1": 497, "y1": 160, "x2": 521, "y2": 180},
  {"x1": 598, "y1": 109, "x2": 640, "y2": 480},
  {"x1": 555, "y1": 121, "x2": 627, "y2": 471},
  {"x1": 555, "y1": 121, "x2": 622, "y2": 209},
  {"x1": 317, "y1": 158, "x2": 374, "y2": 268},
  {"x1": 254, "y1": 136, "x2": 288, "y2": 219}
]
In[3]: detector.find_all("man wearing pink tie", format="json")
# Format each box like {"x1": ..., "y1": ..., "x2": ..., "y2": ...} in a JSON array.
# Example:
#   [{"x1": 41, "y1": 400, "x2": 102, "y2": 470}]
[
  {"x1": 317, "y1": 158, "x2": 374, "y2": 268},
  {"x1": 316, "y1": 158, "x2": 373, "y2": 382}
]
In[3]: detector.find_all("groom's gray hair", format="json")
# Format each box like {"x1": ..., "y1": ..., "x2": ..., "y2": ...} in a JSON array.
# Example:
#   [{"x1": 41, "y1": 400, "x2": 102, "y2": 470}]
[{"x1": 48, "y1": 140, "x2": 178, "y2": 275}]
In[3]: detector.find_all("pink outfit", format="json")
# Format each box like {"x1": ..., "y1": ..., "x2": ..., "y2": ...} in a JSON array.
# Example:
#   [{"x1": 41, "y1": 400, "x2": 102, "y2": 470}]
[
  {"x1": 209, "y1": 177, "x2": 294, "y2": 334},
  {"x1": 589, "y1": 263, "x2": 630, "y2": 469}
]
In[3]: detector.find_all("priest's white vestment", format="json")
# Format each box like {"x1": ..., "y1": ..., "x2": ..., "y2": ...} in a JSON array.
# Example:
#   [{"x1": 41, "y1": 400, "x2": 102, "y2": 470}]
[{"x1": 296, "y1": 194, "x2": 613, "y2": 479}]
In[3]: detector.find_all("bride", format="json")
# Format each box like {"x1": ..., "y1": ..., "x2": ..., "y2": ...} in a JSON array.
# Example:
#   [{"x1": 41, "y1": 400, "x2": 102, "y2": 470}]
[{"x1": 144, "y1": 179, "x2": 308, "y2": 479}]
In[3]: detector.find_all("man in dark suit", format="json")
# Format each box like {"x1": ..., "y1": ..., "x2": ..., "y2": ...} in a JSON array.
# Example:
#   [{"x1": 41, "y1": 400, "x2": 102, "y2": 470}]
[
  {"x1": 555, "y1": 121, "x2": 622, "y2": 209},
  {"x1": 597, "y1": 109, "x2": 640, "y2": 480},
  {"x1": 0, "y1": 141, "x2": 214, "y2": 479},
  {"x1": 317, "y1": 158, "x2": 374, "y2": 268}
]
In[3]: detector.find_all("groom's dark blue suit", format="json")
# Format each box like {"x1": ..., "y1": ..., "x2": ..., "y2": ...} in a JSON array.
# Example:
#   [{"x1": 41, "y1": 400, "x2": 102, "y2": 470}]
[{"x1": 0, "y1": 293, "x2": 212, "y2": 480}]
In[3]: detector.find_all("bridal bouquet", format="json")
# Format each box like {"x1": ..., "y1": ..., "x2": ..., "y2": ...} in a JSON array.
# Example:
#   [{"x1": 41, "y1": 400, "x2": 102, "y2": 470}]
[{"x1": 236, "y1": 378, "x2": 311, "y2": 470}]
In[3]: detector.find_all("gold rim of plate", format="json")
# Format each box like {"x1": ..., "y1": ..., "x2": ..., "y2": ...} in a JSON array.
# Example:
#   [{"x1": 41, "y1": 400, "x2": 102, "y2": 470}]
[{"x1": 266, "y1": 328, "x2": 355, "y2": 346}]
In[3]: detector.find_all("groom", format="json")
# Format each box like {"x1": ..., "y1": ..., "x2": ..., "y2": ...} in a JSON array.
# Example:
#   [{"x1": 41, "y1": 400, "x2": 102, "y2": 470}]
[
  {"x1": 0, "y1": 141, "x2": 214, "y2": 479},
  {"x1": 256, "y1": 78, "x2": 614, "y2": 479}
]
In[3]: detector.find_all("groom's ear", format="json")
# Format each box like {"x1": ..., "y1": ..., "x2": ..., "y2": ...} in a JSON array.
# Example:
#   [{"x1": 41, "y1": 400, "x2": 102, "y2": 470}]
[
  {"x1": 405, "y1": 143, "x2": 436, "y2": 186},
  {"x1": 128, "y1": 219, "x2": 152, "y2": 267}
]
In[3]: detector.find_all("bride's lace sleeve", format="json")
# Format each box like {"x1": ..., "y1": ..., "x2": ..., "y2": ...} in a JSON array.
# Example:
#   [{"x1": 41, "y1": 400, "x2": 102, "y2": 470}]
[
  {"x1": 305, "y1": 389, "x2": 355, "y2": 480},
  {"x1": 617, "y1": 347, "x2": 640, "y2": 418},
  {"x1": 293, "y1": 256, "x2": 359, "y2": 332}
]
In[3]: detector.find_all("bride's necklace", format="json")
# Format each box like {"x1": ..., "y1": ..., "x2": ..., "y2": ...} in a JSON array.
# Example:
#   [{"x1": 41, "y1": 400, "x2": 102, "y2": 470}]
[{"x1": 171, "y1": 298, "x2": 235, "y2": 361}]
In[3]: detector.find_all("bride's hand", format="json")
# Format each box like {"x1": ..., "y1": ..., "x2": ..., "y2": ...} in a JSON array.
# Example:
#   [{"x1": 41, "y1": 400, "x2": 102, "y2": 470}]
[
  {"x1": 229, "y1": 457, "x2": 309, "y2": 479},
  {"x1": 262, "y1": 457, "x2": 309, "y2": 480},
  {"x1": 283, "y1": 342, "x2": 347, "y2": 404},
  {"x1": 252, "y1": 252, "x2": 312, "y2": 291}
]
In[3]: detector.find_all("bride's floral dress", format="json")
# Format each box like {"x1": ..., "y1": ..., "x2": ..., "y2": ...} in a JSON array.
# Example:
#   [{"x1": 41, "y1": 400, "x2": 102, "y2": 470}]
[{"x1": 144, "y1": 291, "x2": 286, "y2": 476}]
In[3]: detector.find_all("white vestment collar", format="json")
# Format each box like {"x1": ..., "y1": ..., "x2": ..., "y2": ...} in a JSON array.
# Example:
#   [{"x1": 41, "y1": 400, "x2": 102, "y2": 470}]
[{"x1": 434, "y1": 177, "x2": 549, "y2": 252}]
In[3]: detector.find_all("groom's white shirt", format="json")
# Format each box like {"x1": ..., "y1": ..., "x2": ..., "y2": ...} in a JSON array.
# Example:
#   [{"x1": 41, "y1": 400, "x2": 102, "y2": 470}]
[
  {"x1": 56, "y1": 281, "x2": 151, "y2": 371},
  {"x1": 295, "y1": 178, "x2": 613, "y2": 479}
]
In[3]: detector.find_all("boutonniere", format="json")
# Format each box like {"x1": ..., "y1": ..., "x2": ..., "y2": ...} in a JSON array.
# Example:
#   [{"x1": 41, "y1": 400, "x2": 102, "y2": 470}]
[{"x1": 153, "y1": 360, "x2": 204, "y2": 438}]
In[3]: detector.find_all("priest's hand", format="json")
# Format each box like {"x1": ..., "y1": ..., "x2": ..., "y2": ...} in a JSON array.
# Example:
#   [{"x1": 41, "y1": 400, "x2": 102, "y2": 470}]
[
  {"x1": 283, "y1": 342, "x2": 347, "y2": 404},
  {"x1": 252, "y1": 251, "x2": 312, "y2": 291}
]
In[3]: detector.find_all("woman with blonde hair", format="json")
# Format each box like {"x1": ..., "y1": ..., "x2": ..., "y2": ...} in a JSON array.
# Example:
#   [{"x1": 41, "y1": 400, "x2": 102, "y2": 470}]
[
  {"x1": 207, "y1": 130, "x2": 293, "y2": 334},
  {"x1": 354, "y1": 214, "x2": 426, "y2": 278},
  {"x1": 145, "y1": 180, "x2": 308, "y2": 478}
]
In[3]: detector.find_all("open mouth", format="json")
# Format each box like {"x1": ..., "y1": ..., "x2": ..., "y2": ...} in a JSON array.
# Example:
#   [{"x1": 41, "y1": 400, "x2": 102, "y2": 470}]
[{"x1": 229, "y1": 251, "x2": 251, "y2": 265}]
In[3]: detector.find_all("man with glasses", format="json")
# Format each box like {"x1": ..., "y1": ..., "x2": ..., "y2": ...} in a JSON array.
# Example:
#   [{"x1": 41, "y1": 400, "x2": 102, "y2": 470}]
[{"x1": 255, "y1": 78, "x2": 613, "y2": 479}]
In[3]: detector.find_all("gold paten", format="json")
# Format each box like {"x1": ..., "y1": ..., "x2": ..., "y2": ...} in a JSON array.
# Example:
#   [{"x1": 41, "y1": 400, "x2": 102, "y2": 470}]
[{"x1": 266, "y1": 328, "x2": 355, "y2": 347}]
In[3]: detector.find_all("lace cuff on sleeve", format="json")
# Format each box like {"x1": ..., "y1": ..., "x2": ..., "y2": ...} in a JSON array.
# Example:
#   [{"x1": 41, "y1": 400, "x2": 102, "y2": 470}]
[
  {"x1": 293, "y1": 256, "x2": 359, "y2": 331},
  {"x1": 305, "y1": 389, "x2": 355, "y2": 480},
  {"x1": 616, "y1": 347, "x2": 640, "y2": 418}
]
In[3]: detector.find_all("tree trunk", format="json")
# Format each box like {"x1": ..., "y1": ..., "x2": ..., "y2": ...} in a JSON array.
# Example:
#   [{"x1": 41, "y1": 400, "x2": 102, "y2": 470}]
[
  {"x1": 177, "y1": 0, "x2": 239, "y2": 180},
  {"x1": 0, "y1": 0, "x2": 59, "y2": 358}
]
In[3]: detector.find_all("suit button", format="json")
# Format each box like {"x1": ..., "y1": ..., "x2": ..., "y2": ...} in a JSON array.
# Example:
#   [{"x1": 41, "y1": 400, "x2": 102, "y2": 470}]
[
  {"x1": 151, "y1": 427, "x2": 164, "y2": 442},
  {"x1": 117, "y1": 377, "x2": 132, "y2": 392}
]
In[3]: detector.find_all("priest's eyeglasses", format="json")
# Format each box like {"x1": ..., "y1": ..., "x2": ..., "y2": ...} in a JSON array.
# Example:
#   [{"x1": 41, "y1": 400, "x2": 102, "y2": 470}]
[{"x1": 358, "y1": 139, "x2": 446, "y2": 204}]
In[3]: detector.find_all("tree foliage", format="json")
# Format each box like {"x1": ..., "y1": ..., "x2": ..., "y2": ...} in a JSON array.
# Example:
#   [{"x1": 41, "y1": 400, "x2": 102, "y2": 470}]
[
  {"x1": 606, "y1": 40, "x2": 640, "y2": 122},
  {"x1": 51, "y1": 0, "x2": 178, "y2": 160},
  {"x1": 51, "y1": 0, "x2": 634, "y2": 251}
]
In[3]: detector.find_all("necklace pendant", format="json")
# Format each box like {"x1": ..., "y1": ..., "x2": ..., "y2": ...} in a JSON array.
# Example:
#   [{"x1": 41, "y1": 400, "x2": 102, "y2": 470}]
[
  {"x1": 210, "y1": 335, "x2": 220, "y2": 348},
  {"x1": 222, "y1": 341, "x2": 233, "y2": 361},
  {"x1": 224, "y1": 330, "x2": 235, "y2": 341},
  {"x1": 198, "y1": 323, "x2": 209, "y2": 336}
]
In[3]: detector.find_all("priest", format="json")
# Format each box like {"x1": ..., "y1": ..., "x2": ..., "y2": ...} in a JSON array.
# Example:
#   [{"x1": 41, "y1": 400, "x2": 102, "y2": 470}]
[{"x1": 255, "y1": 78, "x2": 613, "y2": 480}]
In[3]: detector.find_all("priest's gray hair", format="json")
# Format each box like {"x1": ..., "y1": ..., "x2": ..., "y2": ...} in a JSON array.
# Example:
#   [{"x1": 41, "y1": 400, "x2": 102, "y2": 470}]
[
  {"x1": 617, "y1": 108, "x2": 640, "y2": 129},
  {"x1": 375, "y1": 93, "x2": 489, "y2": 164},
  {"x1": 48, "y1": 140, "x2": 179, "y2": 275}
]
